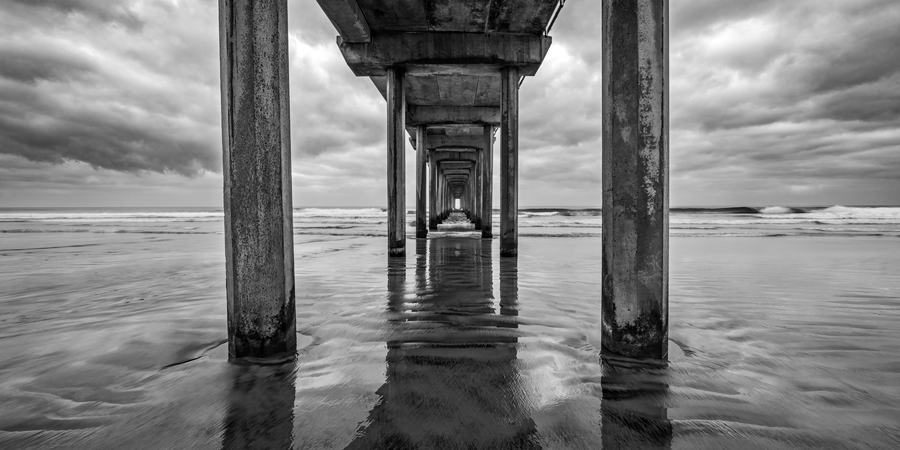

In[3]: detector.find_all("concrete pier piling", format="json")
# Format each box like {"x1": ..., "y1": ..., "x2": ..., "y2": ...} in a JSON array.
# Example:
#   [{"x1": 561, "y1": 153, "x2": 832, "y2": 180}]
[
  {"x1": 219, "y1": 0, "x2": 295, "y2": 359},
  {"x1": 474, "y1": 148, "x2": 483, "y2": 230},
  {"x1": 415, "y1": 126, "x2": 428, "y2": 239},
  {"x1": 500, "y1": 67, "x2": 519, "y2": 257},
  {"x1": 482, "y1": 126, "x2": 494, "y2": 239},
  {"x1": 387, "y1": 67, "x2": 406, "y2": 257},
  {"x1": 429, "y1": 150, "x2": 437, "y2": 231},
  {"x1": 601, "y1": 0, "x2": 669, "y2": 359}
]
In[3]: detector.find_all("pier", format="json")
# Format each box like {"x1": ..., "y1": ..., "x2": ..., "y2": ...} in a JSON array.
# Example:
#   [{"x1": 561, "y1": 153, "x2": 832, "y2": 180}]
[{"x1": 219, "y1": 0, "x2": 669, "y2": 359}]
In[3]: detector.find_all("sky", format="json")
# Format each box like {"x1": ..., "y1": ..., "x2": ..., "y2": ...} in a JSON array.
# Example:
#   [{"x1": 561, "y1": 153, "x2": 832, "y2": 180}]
[{"x1": 0, "y1": 0, "x2": 898, "y2": 208}]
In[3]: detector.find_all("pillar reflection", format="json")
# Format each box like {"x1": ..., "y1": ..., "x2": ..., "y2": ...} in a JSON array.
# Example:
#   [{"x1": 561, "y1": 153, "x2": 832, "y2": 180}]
[
  {"x1": 346, "y1": 238, "x2": 537, "y2": 449},
  {"x1": 221, "y1": 360, "x2": 296, "y2": 450},
  {"x1": 600, "y1": 350, "x2": 672, "y2": 449}
]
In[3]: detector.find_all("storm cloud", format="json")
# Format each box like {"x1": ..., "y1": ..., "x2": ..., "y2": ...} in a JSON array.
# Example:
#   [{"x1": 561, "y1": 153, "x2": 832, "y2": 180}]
[{"x1": 0, "y1": 0, "x2": 898, "y2": 207}]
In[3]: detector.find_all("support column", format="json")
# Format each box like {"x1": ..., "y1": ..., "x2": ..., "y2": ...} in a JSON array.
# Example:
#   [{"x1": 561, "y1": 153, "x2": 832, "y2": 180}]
[
  {"x1": 602, "y1": 0, "x2": 669, "y2": 359},
  {"x1": 415, "y1": 126, "x2": 428, "y2": 238},
  {"x1": 387, "y1": 67, "x2": 406, "y2": 257},
  {"x1": 474, "y1": 149, "x2": 482, "y2": 229},
  {"x1": 470, "y1": 169, "x2": 477, "y2": 224},
  {"x1": 500, "y1": 67, "x2": 519, "y2": 257},
  {"x1": 482, "y1": 126, "x2": 493, "y2": 239},
  {"x1": 429, "y1": 150, "x2": 437, "y2": 230},
  {"x1": 464, "y1": 175, "x2": 469, "y2": 218},
  {"x1": 465, "y1": 173, "x2": 475, "y2": 219},
  {"x1": 219, "y1": 0, "x2": 295, "y2": 358},
  {"x1": 438, "y1": 171, "x2": 444, "y2": 220},
  {"x1": 442, "y1": 176, "x2": 449, "y2": 218}
]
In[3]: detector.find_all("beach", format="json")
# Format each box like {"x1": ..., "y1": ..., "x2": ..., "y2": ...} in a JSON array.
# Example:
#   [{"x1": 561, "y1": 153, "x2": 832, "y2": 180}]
[{"x1": 1, "y1": 207, "x2": 899, "y2": 449}]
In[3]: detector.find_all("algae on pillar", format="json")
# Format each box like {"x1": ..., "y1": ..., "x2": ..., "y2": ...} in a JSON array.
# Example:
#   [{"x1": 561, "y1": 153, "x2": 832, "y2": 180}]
[
  {"x1": 500, "y1": 67, "x2": 519, "y2": 257},
  {"x1": 386, "y1": 67, "x2": 406, "y2": 257},
  {"x1": 602, "y1": 0, "x2": 670, "y2": 359},
  {"x1": 219, "y1": 0, "x2": 295, "y2": 358}
]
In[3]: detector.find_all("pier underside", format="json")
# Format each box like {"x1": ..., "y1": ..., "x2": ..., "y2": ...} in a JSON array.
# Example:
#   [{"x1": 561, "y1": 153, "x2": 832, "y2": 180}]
[{"x1": 219, "y1": 0, "x2": 669, "y2": 360}]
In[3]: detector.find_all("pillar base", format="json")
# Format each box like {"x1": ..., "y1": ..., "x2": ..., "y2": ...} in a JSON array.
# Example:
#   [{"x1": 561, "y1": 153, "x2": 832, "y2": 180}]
[
  {"x1": 601, "y1": 322, "x2": 668, "y2": 360},
  {"x1": 388, "y1": 248, "x2": 406, "y2": 257},
  {"x1": 500, "y1": 248, "x2": 517, "y2": 257},
  {"x1": 230, "y1": 300, "x2": 297, "y2": 359},
  {"x1": 482, "y1": 230, "x2": 492, "y2": 239}
]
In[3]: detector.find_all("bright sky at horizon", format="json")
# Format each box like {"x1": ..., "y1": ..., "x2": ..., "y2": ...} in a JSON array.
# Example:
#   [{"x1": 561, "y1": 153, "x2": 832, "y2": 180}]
[{"x1": 1, "y1": 0, "x2": 898, "y2": 208}]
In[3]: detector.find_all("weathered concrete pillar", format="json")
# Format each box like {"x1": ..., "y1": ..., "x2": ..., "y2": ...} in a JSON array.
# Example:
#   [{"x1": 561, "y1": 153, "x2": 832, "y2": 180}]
[
  {"x1": 443, "y1": 176, "x2": 449, "y2": 218},
  {"x1": 437, "y1": 172, "x2": 444, "y2": 220},
  {"x1": 500, "y1": 67, "x2": 519, "y2": 257},
  {"x1": 474, "y1": 149, "x2": 482, "y2": 229},
  {"x1": 467, "y1": 174, "x2": 472, "y2": 218},
  {"x1": 429, "y1": 150, "x2": 437, "y2": 230},
  {"x1": 415, "y1": 126, "x2": 428, "y2": 238},
  {"x1": 219, "y1": 0, "x2": 295, "y2": 359},
  {"x1": 387, "y1": 67, "x2": 406, "y2": 256},
  {"x1": 438, "y1": 172, "x2": 444, "y2": 220},
  {"x1": 468, "y1": 175, "x2": 473, "y2": 217},
  {"x1": 482, "y1": 126, "x2": 493, "y2": 239},
  {"x1": 602, "y1": 0, "x2": 669, "y2": 359},
  {"x1": 462, "y1": 189, "x2": 467, "y2": 215}
]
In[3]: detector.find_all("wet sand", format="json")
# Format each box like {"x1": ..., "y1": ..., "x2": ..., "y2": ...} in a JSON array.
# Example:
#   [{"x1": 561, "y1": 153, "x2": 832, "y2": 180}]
[{"x1": 1, "y1": 232, "x2": 899, "y2": 449}]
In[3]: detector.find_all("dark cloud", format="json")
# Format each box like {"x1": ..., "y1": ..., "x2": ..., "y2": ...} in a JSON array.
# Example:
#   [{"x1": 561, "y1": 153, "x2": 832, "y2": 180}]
[
  {"x1": 0, "y1": 0, "x2": 220, "y2": 176},
  {"x1": 6, "y1": 0, "x2": 146, "y2": 30},
  {"x1": 0, "y1": 45, "x2": 94, "y2": 84},
  {"x1": 0, "y1": 0, "x2": 898, "y2": 206},
  {"x1": 667, "y1": 0, "x2": 900, "y2": 204}
]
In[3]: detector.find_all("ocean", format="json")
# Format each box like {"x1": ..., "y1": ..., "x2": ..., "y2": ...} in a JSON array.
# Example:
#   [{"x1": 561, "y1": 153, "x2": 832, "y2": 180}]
[{"x1": 1, "y1": 206, "x2": 899, "y2": 449}]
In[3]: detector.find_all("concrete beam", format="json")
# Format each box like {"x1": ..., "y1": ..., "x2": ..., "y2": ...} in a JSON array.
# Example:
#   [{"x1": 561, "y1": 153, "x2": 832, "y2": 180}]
[
  {"x1": 429, "y1": 126, "x2": 491, "y2": 136},
  {"x1": 407, "y1": 106, "x2": 500, "y2": 127},
  {"x1": 338, "y1": 32, "x2": 551, "y2": 77},
  {"x1": 602, "y1": 0, "x2": 669, "y2": 360},
  {"x1": 409, "y1": 127, "x2": 495, "y2": 148},
  {"x1": 432, "y1": 153, "x2": 478, "y2": 163},
  {"x1": 440, "y1": 161, "x2": 474, "y2": 169},
  {"x1": 219, "y1": 0, "x2": 295, "y2": 359},
  {"x1": 315, "y1": 0, "x2": 370, "y2": 43},
  {"x1": 427, "y1": 135, "x2": 483, "y2": 149}
]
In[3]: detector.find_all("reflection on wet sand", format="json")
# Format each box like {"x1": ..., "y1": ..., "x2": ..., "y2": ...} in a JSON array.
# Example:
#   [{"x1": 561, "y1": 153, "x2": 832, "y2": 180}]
[
  {"x1": 216, "y1": 237, "x2": 673, "y2": 449},
  {"x1": 221, "y1": 359, "x2": 296, "y2": 449},
  {"x1": 346, "y1": 238, "x2": 539, "y2": 449},
  {"x1": 601, "y1": 350, "x2": 672, "y2": 449}
]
